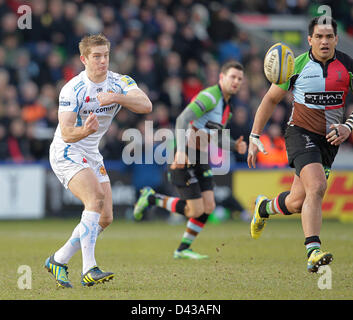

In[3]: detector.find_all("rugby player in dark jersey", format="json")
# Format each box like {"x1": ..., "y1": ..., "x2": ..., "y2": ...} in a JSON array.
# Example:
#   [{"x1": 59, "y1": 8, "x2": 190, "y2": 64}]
[
  {"x1": 133, "y1": 60, "x2": 247, "y2": 259},
  {"x1": 247, "y1": 17, "x2": 353, "y2": 272}
]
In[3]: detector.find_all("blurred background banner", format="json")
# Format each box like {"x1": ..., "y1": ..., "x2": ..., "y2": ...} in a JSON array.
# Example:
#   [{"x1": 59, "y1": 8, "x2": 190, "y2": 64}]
[
  {"x1": 233, "y1": 169, "x2": 353, "y2": 221},
  {"x1": 0, "y1": 164, "x2": 45, "y2": 218},
  {"x1": 0, "y1": 0, "x2": 352, "y2": 220}
]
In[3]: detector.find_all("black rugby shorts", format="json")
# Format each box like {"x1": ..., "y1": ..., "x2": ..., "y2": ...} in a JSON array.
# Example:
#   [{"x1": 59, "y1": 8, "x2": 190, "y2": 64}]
[{"x1": 284, "y1": 125, "x2": 338, "y2": 177}]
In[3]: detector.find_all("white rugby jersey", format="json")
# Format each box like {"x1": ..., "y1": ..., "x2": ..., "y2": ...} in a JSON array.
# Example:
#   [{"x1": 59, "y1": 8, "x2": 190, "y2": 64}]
[{"x1": 53, "y1": 70, "x2": 138, "y2": 152}]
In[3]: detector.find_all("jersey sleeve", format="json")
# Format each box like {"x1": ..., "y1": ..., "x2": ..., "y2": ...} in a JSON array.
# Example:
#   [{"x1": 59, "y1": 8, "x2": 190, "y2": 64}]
[
  {"x1": 276, "y1": 79, "x2": 291, "y2": 91},
  {"x1": 187, "y1": 88, "x2": 218, "y2": 118},
  {"x1": 276, "y1": 51, "x2": 310, "y2": 91},
  {"x1": 117, "y1": 75, "x2": 138, "y2": 94},
  {"x1": 58, "y1": 83, "x2": 82, "y2": 113}
]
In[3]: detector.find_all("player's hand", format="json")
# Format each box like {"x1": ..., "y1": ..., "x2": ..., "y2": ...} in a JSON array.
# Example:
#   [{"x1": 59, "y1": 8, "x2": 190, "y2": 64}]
[
  {"x1": 326, "y1": 124, "x2": 351, "y2": 146},
  {"x1": 234, "y1": 136, "x2": 247, "y2": 154},
  {"x1": 84, "y1": 112, "x2": 99, "y2": 135},
  {"x1": 247, "y1": 134, "x2": 267, "y2": 168},
  {"x1": 170, "y1": 151, "x2": 188, "y2": 169},
  {"x1": 97, "y1": 92, "x2": 116, "y2": 106}
]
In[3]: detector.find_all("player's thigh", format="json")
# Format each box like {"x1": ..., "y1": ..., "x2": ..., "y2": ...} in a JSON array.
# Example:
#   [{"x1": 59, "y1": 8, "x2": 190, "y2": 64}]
[
  {"x1": 68, "y1": 167, "x2": 105, "y2": 209},
  {"x1": 201, "y1": 190, "x2": 216, "y2": 214},
  {"x1": 99, "y1": 181, "x2": 113, "y2": 228}
]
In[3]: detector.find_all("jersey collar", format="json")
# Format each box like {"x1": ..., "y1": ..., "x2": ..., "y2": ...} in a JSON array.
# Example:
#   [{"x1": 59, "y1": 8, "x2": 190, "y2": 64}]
[
  {"x1": 217, "y1": 83, "x2": 234, "y2": 105},
  {"x1": 309, "y1": 48, "x2": 337, "y2": 64}
]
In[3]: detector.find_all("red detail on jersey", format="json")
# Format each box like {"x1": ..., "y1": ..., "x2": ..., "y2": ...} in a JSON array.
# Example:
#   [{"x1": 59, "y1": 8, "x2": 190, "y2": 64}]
[
  {"x1": 221, "y1": 105, "x2": 230, "y2": 125},
  {"x1": 82, "y1": 157, "x2": 87, "y2": 163},
  {"x1": 324, "y1": 59, "x2": 350, "y2": 110},
  {"x1": 85, "y1": 96, "x2": 90, "y2": 103}
]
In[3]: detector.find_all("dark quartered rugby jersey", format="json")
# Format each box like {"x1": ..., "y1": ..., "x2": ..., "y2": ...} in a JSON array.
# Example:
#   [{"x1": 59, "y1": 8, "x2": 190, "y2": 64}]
[{"x1": 278, "y1": 49, "x2": 353, "y2": 136}]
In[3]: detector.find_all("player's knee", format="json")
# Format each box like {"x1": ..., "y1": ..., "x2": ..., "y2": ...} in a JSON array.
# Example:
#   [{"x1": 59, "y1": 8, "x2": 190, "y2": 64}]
[
  {"x1": 203, "y1": 199, "x2": 216, "y2": 214},
  {"x1": 185, "y1": 204, "x2": 204, "y2": 218},
  {"x1": 99, "y1": 214, "x2": 113, "y2": 229},
  {"x1": 289, "y1": 199, "x2": 303, "y2": 214}
]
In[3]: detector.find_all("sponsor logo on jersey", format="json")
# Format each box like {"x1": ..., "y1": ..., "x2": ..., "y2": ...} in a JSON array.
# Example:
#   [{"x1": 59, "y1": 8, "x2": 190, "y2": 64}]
[
  {"x1": 303, "y1": 75, "x2": 320, "y2": 79},
  {"x1": 59, "y1": 100, "x2": 71, "y2": 106},
  {"x1": 304, "y1": 91, "x2": 344, "y2": 106},
  {"x1": 99, "y1": 166, "x2": 107, "y2": 176},
  {"x1": 121, "y1": 75, "x2": 136, "y2": 86},
  {"x1": 84, "y1": 96, "x2": 97, "y2": 103},
  {"x1": 82, "y1": 105, "x2": 116, "y2": 114}
]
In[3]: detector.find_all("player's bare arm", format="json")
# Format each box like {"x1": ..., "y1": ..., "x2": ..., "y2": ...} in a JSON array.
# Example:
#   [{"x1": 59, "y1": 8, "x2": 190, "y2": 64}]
[
  {"x1": 60, "y1": 111, "x2": 99, "y2": 143},
  {"x1": 97, "y1": 89, "x2": 152, "y2": 114},
  {"x1": 247, "y1": 84, "x2": 287, "y2": 168}
]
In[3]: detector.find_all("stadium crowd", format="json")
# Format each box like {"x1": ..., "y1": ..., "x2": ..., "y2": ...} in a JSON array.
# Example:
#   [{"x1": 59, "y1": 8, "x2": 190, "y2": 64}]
[{"x1": 0, "y1": 0, "x2": 352, "y2": 167}]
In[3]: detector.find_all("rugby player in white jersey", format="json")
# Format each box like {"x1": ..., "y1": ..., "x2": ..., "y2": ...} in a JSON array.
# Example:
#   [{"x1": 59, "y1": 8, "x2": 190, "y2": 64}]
[{"x1": 45, "y1": 34, "x2": 152, "y2": 288}]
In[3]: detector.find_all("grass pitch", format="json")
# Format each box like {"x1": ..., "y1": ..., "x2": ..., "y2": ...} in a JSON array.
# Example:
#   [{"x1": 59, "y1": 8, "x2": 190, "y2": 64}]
[{"x1": 0, "y1": 218, "x2": 352, "y2": 300}]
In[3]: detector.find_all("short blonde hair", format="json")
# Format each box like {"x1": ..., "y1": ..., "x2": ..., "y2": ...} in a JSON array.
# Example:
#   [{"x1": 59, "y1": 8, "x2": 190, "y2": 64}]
[{"x1": 79, "y1": 34, "x2": 111, "y2": 57}]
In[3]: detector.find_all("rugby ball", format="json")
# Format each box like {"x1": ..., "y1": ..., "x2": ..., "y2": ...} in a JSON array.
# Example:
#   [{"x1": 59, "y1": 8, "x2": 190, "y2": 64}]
[{"x1": 264, "y1": 43, "x2": 295, "y2": 84}]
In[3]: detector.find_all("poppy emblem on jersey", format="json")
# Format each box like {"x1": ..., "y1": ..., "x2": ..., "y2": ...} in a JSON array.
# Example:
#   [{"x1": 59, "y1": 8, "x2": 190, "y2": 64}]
[
  {"x1": 85, "y1": 96, "x2": 90, "y2": 103},
  {"x1": 99, "y1": 166, "x2": 107, "y2": 175},
  {"x1": 82, "y1": 157, "x2": 87, "y2": 163}
]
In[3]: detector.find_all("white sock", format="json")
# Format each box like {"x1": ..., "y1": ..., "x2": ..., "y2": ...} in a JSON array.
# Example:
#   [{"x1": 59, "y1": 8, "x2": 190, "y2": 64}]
[
  {"x1": 54, "y1": 224, "x2": 81, "y2": 264},
  {"x1": 54, "y1": 224, "x2": 104, "y2": 265},
  {"x1": 79, "y1": 210, "x2": 101, "y2": 274}
]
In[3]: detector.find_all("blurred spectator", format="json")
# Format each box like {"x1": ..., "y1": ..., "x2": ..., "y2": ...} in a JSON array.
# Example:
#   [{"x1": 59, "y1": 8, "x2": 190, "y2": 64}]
[
  {"x1": 182, "y1": 75, "x2": 203, "y2": 104},
  {"x1": 245, "y1": 56, "x2": 268, "y2": 97},
  {"x1": 7, "y1": 117, "x2": 31, "y2": 162},
  {"x1": 101, "y1": 121, "x2": 126, "y2": 161},
  {"x1": 0, "y1": 0, "x2": 350, "y2": 166},
  {"x1": 159, "y1": 75, "x2": 185, "y2": 120},
  {"x1": 204, "y1": 59, "x2": 220, "y2": 87},
  {"x1": 257, "y1": 123, "x2": 288, "y2": 168},
  {"x1": 152, "y1": 102, "x2": 171, "y2": 129},
  {"x1": 229, "y1": 105, "x2": 252, "y2": 163},
  {"x1": 77, "y1": 3, "x2": 103, "y2": 34},
  {"x1": 190, "y1": 3, "x2": 210, "y2": 43},
  {"x1": 39, "y1": 50, "x2": 64, "y2": 85},
  {"x1": 268, "y1": 103, "x2": 288, "y2": 135},
  {"x1": 14, "y1": 49, "x2": 40, "y2": 86},
  {"x1": 208, "y1": 6, "x2": 237, "y2": 43},
  {"x1": 0, "y1": 123, "x2": 9, "y2": 159},
  {"x1": 132, "y1": 54, "x2": 159, "y2": 100}
]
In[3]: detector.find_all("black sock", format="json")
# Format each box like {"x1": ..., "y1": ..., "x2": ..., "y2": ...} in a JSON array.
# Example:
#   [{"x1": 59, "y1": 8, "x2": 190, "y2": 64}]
[
  {"x1": 305, "y1": 236, "x2": 321, "y2": 258},
  {"x1": 259, "y1": 200, "x2": 269, "y2": 218},
  {"x1": 148, "y1": 194, "x2": 156, "y2": 205}
]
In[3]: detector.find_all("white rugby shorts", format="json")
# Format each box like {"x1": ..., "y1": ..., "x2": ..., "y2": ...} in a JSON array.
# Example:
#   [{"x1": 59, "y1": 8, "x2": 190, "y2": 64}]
[{"x1": 49, "y1": 141, "x2": 110, "y2": 189}]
